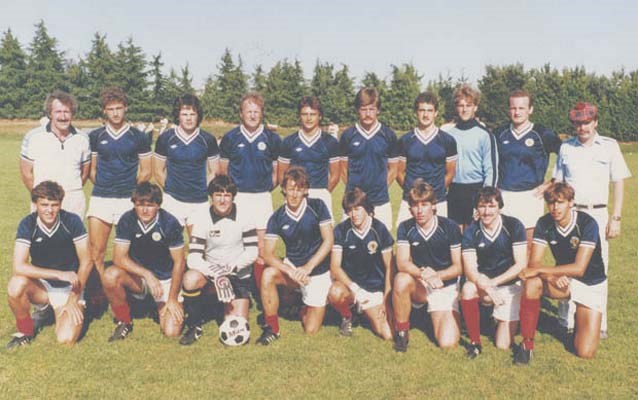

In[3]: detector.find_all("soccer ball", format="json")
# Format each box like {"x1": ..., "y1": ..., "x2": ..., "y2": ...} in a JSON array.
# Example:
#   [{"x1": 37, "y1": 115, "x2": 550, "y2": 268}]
[{"x1": 219, "y1": 316, "x2": 250, "y2": 346}]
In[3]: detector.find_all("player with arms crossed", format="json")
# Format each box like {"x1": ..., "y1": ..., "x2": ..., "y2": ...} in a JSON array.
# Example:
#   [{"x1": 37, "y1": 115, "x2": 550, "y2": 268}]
[
  {"x1": 340, "y1": 87, "x2": 399, "y2": 229},
  {"x1": 514, "y1": 182, "x2": 607, "y2": 363},
  {"x1": 154, "y1": 94, "x2": 219, "y2": 236},
  {"x1": 7, "y1": 181, "x2": 91, "y2": 348},
  {"x1": 329, "y1": 188, "x2": 394, "y2": 340},
  {"x1": 396, "y1": 92, "x2": 457, "y2": 223},
  {"x1": 460, "y1": 187, "x2": 527, "y2": 358},
  {"x1": 393, "y1": 180, "x2": 462, "y2": 352},
  {"x1": 257, "y1": 167, "x2": 334, "y2": 344},
  {"x1": 102, "y1": 183, "x2": 185, "y2": 341},
  {"x1": 278, "y1": 96, "x2": 340, "y2": 217},
  {"x1": 179, "y1": 175, "x2": 258, "y2": 345}
]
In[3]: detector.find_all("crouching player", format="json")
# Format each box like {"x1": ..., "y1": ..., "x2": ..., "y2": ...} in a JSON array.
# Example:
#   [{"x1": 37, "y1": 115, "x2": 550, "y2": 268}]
[
  {"x1": 7, "y1": 181, "x2": 92, "y2": 347},
  {"x1": 514, "y1": 183, "x2": 606, "y2": 363},
  {"x1": 460, "y1": 187, "x2": 527, "y2": 358},
  {"x1": 329, "y1": 188, "x2": 394, "y2": 340},
  {"x1": 257, "y1": 166, "x2": 333, "y2": 344},
  {"x1": 393, "y1": 180, "x2": 462, "y2": 352},
  {"x1": 103, "y1": 183, "x2": 185, "y2": 341},
  {"x1": 180, "y1": 175, "x2": 258, "y2": 345}
]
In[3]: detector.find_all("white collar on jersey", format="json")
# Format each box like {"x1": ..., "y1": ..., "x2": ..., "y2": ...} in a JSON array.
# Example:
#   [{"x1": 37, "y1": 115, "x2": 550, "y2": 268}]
[
  {"x1": 555, "y1": 209, "x2": 577, "y2": 237},
  {"x1": 298, "y1": 129, "x2": 322, "y2": 148},
  {"x1": 355, "y1": 121, "x2": 381, "y2": 139},
  {"x1": 106, "y1": 123, "x2": 131, "y2": 140},
  {"x1": 416, "y1": 216, "x2": 439, "y2": 241},
  {"x1": 240, "y1": 124, "x2": 264, "y2": 143},
  {"x1": 36, "y1": 215, "x2": 61, "y2": 238},
  {"x1": 480, "y1": 215, "x2": 503, "y2": 242},
  {"x1": 285, "y1": 198, "x2": 308, "y2": 222},
  {"x1": 510, "y1": 122, "x2": 534, "y2": 140},
  {"x1": 176, "y1": 126, "x2": 200, "y2": 145},
  {"x1": 414, "y1": 127, "x2": 439, "y2": 146},
  {"x1": 137, "y1": 214, "x2": 159, "y2": 234},
  {"x1": 351, "y1": 215, "x2": 372, "y2": 239}
]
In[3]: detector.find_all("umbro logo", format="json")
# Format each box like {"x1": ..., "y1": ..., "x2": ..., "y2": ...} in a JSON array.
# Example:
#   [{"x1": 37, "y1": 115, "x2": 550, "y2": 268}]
[
  {"x1": 412, "y1": 242, "x2": 420, "y2": 246},
  {"x1": 550, "y1": 240, "x2": 557, "y2": 245},
  {"x1": 348, "y1": 245, "x2": 356, "y2": 249},
  {"x1": 478, "y1": 242, "x2": 486, "y2": 248},
  {"x1": 170, "y1": 144, "x2": 178, "y2": 149},
  {"x1": 295, "y1": 147, "x2": 303, "y2": 152},
  {"x1": 35, "y1": 237, "x2": 43, "y2": 242},
  {"x1": 136, "y1": 234, "x2": 142, "y2": 238},
  {"x1": 238, "y1": 143, "x2": 245, "y2": 148},
  {"x1": 282, "y1": 225, "x2": 290, "y2": 230},
  {"x1": 353, "y1": 141, "x2": 360, "y2": 146},
  {"x1": 100, "y1": 140, "x2": 108, "y2": 144}
]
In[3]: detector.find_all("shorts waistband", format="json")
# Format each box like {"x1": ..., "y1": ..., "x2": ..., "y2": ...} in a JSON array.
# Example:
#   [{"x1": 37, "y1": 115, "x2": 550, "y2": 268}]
[{"x1": 574, "y1": 203, "x2": 606, "y2": 210}]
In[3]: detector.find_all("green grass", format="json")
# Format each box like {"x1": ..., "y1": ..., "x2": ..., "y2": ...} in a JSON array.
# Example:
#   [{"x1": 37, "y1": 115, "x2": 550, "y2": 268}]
[{"x1": 0, "y1": 123, "x2": 637, "y2": 399}]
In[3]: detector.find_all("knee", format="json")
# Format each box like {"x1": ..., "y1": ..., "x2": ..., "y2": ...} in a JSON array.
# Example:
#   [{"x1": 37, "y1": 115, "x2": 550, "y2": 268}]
[
  {"x1": 7, "y1": 276, "x2": 30, "y2": 299},
  {"x1": 328, "y1": 284, "x2": 348, "y2": 304},
  {"x1": 56, "y1": 328, "x2": 80, "y2": 345},
  {"x1": 461, "y1": 282, "x2": 478, "y2": 299},
  {"x1": 162, "y1": 323, "x2": 182, "y2": 338},
  {"x1": 304, "y1": 323, "x2": 321, "y2": 336},
  {"x1": 524, "y1": 277, "x2": 543, "y2": 298},
  {"x1": 437, "y1": 331, "x2": 460, "y2": 349},
  {"x1": 261, "y1": 266, "x2": 278, "y2": 287},
  {"x1": 102, "y1": 267, "x2": 122, "y2": 288},
  {"x1": 393, "y1": 272, "x2": 413, "y2": 293},
  {"x1": 575, "y1": 343, "x2": 597, "y2": 359},
  {"x1": 182, "y1": 271, "x2": 203, "y2": 291}
]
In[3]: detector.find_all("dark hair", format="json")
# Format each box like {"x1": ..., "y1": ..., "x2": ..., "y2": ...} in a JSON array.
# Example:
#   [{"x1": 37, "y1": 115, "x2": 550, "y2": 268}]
[
  {"x1": 281, "y1": 166, "x2": 310, "y2": 192},
  {"x1": 509, "y1": 89, "x2": 534, "y2": 108},
  {"x1": 342, "y1": 187, "x2": 374, "y2": 215},
  {"x1": 298, "y1": 95, "x2": 323, "y2": 117},
  {"x1": 208, "y1": 174, "x2": 237, "y2": 197},
  {"x1": 474, "y1": 186, "x2": 504, "y2": 209},
  {"x1": 407, "y1": 179, "x2": 437, "y2": 207},
  {"x1": 173, "y1": 94, "x2": 203, "y2": 126},
  {"x1": 31, "y1": 180, "x2": 65, "y2": 203},
  {"x1": 100, "y1": 87, "x2": 128, "y2": 109},
  {"x1": 131, "y1": 182, "x2": 163, "y2": 205},
  {"x1": 45, "y1": 90, "x2": 78, "y2": 116},
  {"x1": 414, "y1": 91, "x2": 439, "y2": 112},
  {"x1": 355, "y1": 87, "x2": 381, "y2": 111},
  {"x1": 544, "y1": 182, "x2": 575, "y2": 203}
]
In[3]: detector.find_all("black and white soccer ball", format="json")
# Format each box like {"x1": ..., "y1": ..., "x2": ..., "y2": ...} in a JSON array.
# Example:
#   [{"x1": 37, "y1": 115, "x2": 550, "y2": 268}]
[{"x1": 219, "y1": 316, "x2": 250, "y2": 346}]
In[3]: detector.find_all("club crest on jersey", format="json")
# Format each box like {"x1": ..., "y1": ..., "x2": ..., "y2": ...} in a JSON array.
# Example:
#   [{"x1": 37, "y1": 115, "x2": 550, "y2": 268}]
[
  {"x1": 570, "y1": 236, "x2": 580, "y2": 249},
  {"x1": 210, "y1": 229, "x2": 221, "y2": 237},
  {"x1": 525, "y1": 138, "x2": 534, "y2": 147},
  {"x1": 152, "y1": 232, "x2": 162, "y2": 242},
  {"x1": 367, "y1": 240, "x2": 378, "y2": 254},
  {"x1": 257, "y1": 142, "x2": 266, "y2": 151}
]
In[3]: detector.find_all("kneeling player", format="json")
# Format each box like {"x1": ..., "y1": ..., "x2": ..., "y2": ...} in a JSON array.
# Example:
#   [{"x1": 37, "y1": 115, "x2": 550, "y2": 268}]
[
  {"x1": 460, "y1": 187, "x2": 527, "y2": 358},
  {"x1": 180, "y1": 175, "x2": 258, "y2": 345},
  {"x1": 7, "y1": 181, "x2": 92, "y2": 347},
  {"x1": 393, "y1": 180, "x2": 462, "y2": 352},
  {"x1": 514, "y1": 183, "x2": 606, "y2": 363},
  {"x1": 329, "y1": 188, "x2": 393, "y2": 340},
  {"x1": 103, "y1": 183, "x2": 185, "y2": 341},
  {"x1": 257, "y1": 166, "x2": 334, "y2": 344}
]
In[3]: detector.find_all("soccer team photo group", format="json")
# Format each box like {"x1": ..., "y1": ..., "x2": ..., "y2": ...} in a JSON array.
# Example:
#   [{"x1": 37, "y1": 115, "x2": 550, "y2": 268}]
[{"x1": 8, "y1": 82, "x2": 631, "y2": 370}]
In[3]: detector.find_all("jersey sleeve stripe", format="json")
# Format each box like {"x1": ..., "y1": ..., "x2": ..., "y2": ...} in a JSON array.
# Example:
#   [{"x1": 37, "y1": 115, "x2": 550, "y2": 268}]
[
  {"x1": 190, "y1": 237, "x2": 206, "y2": 245},
  {"x1": 532, "y1": 238, "x2": 548, "y2": 246},
  {"x1": 446, "y1": 155, "x2": 459, "y2": 161},
  {"x1": 332, "y1": 245, "x2": 343, "y2": 252},
  {"x1": 381, "y1": 247, "x2": 393, "y2": 253},
  {"x1": 169, "y1": 244, "x2": 184, "y2": 250},
  {"x1": 242, "y1": 229, "x2": 257, "y2": 238},
  {"x1": 114, "y1": 238, "x2": 130, "y2": 245},
  {"x1": 319, "y1": 219, "x2": 333, "y2": 226},
  {"x1": 512, "y1": 241, "x2": 527, "y2": 247},
  {"x1": 15, "y1": 239, "x2": 31, "y2": 246},
  {"x1": 153, "y1": 153, "x2": 167, "y2": 160},
  {"x1": 450, "y1": 243, "x2": 461, "y2": 249},
  {"x1": 73, "y1": 233, "x2": 88, "y2": 243},
  {"x1": 329, "y1": 157, "x2": 340, "y2": 163},
  {"x1": 462, "y1": 248, "x2": 477, "y2": 254},
  {"x1": 265, "y1": 234, "x2": 279, "y2": 241},
  {"x1": 188, "y1": 248, "x2": 205, "y2": 255},
  {"x1": 580, "y1": 241, "x2": 596, "y2": 248},
  {"x1": 139, "y1": 151, "x2": 152, "y2": 158},
  {"x1": 207, "y1": 155, "x2": 220, "y2": 161},
  {"x1": 277, "y1": 157, "x2": 291, "y2": 164}
]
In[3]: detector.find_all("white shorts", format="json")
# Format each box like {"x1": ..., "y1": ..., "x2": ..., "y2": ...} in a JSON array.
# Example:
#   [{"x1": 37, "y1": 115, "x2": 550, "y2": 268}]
[
  {"x1": 342, "y1": 201, "x2": 392, "y2": 230},
  {"x1": 481, "y1": 281, "x2": 522, "y2": 322},
  {"x1": 235, "y1": 192, "x2": 273, "y2": 230},
  {"x1": 308, "y1": 188, "x2": 334, "y2": 220},
  {"x1": 501, "y1": 189, "x2": 544, "y2": 229},
  {"x1": 397, "y1": 200, "x2": 448, "y2": 225},
  {"x1": 570, "y1": 279, "x2": 607, "y2": 313},
  {"x1": 355, "y1": 288, "x2": 384, "y2": 312},
  {"x1": 87, "y1": 196, "x2": 131, "y2": 225},
  {"x1": 416, "y1": 282, "x2": 459, "y2": 313},
  {"x1": 31, "y1": 189, "x2": 86, "y2": 219},
  {"x1": 39, "y1": 279, "x2": 85, "y2": 309},
  {"x1": 162, "y1": 193, "x2": 209, "y2": 227},
  {"x1": 131, "y1": 277, "x2": 183, "y2": 304}
]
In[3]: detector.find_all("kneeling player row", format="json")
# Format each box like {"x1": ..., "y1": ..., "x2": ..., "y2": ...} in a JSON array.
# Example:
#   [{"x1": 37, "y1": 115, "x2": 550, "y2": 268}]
[{"x1": 7, "y1": 173, "x2": 605, "y2": 364}]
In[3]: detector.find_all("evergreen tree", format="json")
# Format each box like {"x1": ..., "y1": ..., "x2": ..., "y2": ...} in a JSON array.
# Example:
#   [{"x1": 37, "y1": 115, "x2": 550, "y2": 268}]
[
  {"x1": 0, "y1": 29, "x2": 28, "y2": 118},
  {"x1": 81, "y1": 33, "x2": 117, "y2": 118},
  {"x1": 326, "y1": 64, "x2": 355, "y2": 125},
  {"x1": 113, "y1": 37, "x2": 150, "y2": 120},
  {"x1": 478, "y1": 63, "x2": 529, "y2": 129},
  {"x1": 202, "y1": 49, "x2": 248, "y2": 122},
  {"x1": 264, "y1": 59, "x2": 307, "y2": 126},
  {"x1": 252, "y1": 64, "x2": 267, "y2": 93},
  {"x1": 179, "y1": 64, "x2": 195, "y2": 94},
  {"x1": 149, "y1": 52, "x2": 171, "y2": 119},
  {"x1": 384, "y1": 64, "x2": 421, "y2": 131}
]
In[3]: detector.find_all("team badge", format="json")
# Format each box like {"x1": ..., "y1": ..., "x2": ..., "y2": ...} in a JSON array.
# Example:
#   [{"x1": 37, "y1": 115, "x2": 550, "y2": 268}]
[
  {"x1": 570, "y1": 236, "x2": 580, "y2": 249},
  {"x1": 525, "y1": 138, "x2": 534, "y2": 147},
  {"x1": 257, "y1": 142, "x2": 266, "y2": 151},
  {"x1": 152, "y1": 232, "x2": 162, "y2": 242},
  {"x1": 210, "y1": 229, "x2": 221, "y2": 237},
  {"x1": 367, "y1": 240, "x2": 378, "y2": 254}
]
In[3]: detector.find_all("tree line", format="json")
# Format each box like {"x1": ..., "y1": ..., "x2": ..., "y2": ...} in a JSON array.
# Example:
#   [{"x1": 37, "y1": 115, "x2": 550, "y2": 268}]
[{"x1": 2, "y1": 21, "x2": 638, "y2": 140}]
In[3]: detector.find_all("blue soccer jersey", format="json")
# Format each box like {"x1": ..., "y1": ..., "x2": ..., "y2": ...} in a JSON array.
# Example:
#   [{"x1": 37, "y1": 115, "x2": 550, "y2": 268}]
[
  {"x1": 265, "y1": 198, "x2": 332, "y2": 276},
  {"x1": 15, "y1": 210, "x2": 88, "y2": 286},
  {"x1": 397, "y1": 128, "x2": 457, "y2": 201},
  {"x1": 89, "y1": 124, "x2": 152, "y2": 198},
  {"x1": 333, "y1": 217, "x2": 394, "y2": 292},
  {"x1": 115, "y1": 208, "x2": 184, "y2": 280},
  {"x1": 532, "y1": 210, "x2": 605, "y2": 285},
  {"x1": 446, "y1": 119, "x2": 498, "y2": 186},
  {"x1": 495, "y1": 123, "x2": 561, "y2": 191},
  {"x1": 461, "y1": 214, "x2": 527, "y2": 285},
  {"x1": 397, "y1": 216, "x2": 462, "y2": 287},
  {"x1": 278, "y1": 130, "x2": 340, "y2": 189},
  {"x1": 219, "y1": 125, "x2": 281, "y2": 193},
  {"x1": 154, "y1": 127, "x2": 219, "y2": 203},
  {"x1": 340, "y1": 122, "x2": 399, "y2": 206}
]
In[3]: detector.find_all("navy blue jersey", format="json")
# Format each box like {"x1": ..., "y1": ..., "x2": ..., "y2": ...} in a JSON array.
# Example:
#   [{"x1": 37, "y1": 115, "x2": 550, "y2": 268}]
[
  {"x1": 462, "y1": 215, "x2": 526, "y2": 284},
  {"x1": 219, "y1": 125, "x2": 281, "y2": 193},
  {"x1": 397, "y1": 216, "x2": 462, "y2": 287},
  {"x1": 154, "y1": 127, "x2": 219, "y2": 202},
  {"x1": 265, "y1": 198, "x2": 332, "y2": 276},
  {"x1": 279, "y1": 130, "x2": 340, "y2": 189},
  {"x1": 340, "y1": 123, "x2": 399, "y2": 205},
  {"x1": 398, "y1": 128, "x2": 457, "y2": 201},
  {"x1": 115, "y1": 209, "x2": 184, "y2": 280},
  {"x1": 15, "y1": 210, "x2": 87, "y2": 287},
  {"x1": 495, "y1": 123, "x2": 561, "y2": 191},
  {"x1": 532, "y1": 210, "x2": 605, "y2": 285},
  {"x1": 333, "y1": 217, "x2": 394, "y2": 291},
  {"x1": 89, "y1": 124, "x2": 152, "y2": 198}
]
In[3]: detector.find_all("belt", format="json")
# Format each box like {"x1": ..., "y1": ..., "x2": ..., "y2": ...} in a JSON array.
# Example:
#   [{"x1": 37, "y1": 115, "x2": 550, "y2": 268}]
[{"x1": 574, "y1": 203, "x2": 606, "y2": 210}]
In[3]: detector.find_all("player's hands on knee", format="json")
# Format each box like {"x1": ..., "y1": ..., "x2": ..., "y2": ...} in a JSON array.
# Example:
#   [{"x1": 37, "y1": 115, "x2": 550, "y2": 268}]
[
  {"x1": 475, "y1": 274, "x2": 492, "y2": 291},
  {"x1": 291, "y1": 267, "x2": 310, "y2": 286},
  {"x1": 485, "y1": 286, "x2": 504, "y2": 306},
  {"x1": 161, "y1": 299, "x2": 184, "y2": 323},
  {"x1": 58, "y1": 271, "x2": 80, "y2": 291},
  {"x1": 145, "y1": 273, "x2": 163, "y2": 301},
  {"x1": 60, "y1": 297, "x2": 84, "y2": 326},
  {"x1": 425, "y1": 274, "x2": 444, "y2": 289}
]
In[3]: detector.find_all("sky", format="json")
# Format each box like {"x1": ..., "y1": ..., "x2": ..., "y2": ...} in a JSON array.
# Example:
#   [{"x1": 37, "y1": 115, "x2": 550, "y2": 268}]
[{"x1": 2, "y1": 0, "x2": 638, "y2": 89}]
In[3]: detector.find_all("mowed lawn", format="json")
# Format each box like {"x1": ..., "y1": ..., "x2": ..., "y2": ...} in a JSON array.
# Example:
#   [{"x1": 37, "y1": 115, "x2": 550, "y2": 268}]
[{"x1": 0, "y1": 122, "x2": 637, "y2": 399}]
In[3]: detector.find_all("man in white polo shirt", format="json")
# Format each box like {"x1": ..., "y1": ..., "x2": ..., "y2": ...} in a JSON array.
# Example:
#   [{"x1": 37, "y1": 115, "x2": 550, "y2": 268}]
[
  {"x1": 20, "y1": 90, "x2": 91, "y2": 218},
  {"x1": 553, "y1": 101, "x2": 631, "y2": 338}
]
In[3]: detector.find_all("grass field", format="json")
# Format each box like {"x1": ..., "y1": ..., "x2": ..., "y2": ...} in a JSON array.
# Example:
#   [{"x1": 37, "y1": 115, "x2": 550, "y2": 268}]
[{"x1": 0, "y1": 121, "x2": 637, "y2": 399}]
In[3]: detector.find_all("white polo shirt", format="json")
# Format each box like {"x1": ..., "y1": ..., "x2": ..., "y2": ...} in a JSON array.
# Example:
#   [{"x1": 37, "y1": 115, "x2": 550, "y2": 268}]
[
  {"x1": 21, "y1": 124, "x2": 91, "y2": 192},
  {"x1": 553, "y1": 133, "x2": 631, "y2": 206}
]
